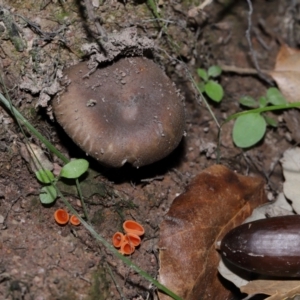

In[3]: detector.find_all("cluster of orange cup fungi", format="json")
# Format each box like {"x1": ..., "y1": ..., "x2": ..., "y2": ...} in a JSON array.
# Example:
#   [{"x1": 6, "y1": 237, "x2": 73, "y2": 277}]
[
  {"x1": 112, "y1": 220, "x2": 145, "y2": 255},
  {"x1": 54, "y1": 208, "x2": 81, "y2": 226}
]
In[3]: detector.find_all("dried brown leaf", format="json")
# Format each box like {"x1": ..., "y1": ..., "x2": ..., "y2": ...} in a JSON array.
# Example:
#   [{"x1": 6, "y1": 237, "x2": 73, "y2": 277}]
[
  {"x1": 158, "y1": 165, "x2": 267, "y2": 300},
  {"x1": 283, "y1": 110, "x2": 300, "y2": 143},
  {"x1": 269, "y1": 44, "x2": 300, "y2": 103},
  {"x1": 241, "y1": 280, "x2": 300, "y2": 300}
]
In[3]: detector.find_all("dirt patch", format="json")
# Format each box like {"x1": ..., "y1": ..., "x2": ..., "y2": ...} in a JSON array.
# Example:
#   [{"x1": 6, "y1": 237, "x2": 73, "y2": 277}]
[{"x1": 0, "y1": 0, "x2": 296, "y2": 299}]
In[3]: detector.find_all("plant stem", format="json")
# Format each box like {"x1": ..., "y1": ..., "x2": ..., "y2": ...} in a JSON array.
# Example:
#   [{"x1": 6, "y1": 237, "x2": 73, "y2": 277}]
[
  {"x1": 216, "y1": 102, "x2": 300, "y2": 163},
  {"x1": 75, "y1": 178, "x2": 89, "y2": 222},
  {"x1": 57, "y1": 187, "x2": 182, "y2": 300},
  {"x1": 189, "y1": 72, "x2": 221, "y2": 128},
  {"x1": 223, "y1": 102, "x2": 300, "y2": 124},
  {"x1": 0, "y1": 92, "x2": 69, "y2": 164}
]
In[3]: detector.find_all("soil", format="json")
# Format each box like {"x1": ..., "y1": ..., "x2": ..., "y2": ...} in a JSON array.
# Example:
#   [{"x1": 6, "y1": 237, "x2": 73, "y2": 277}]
[{"x1": 0, "y1": 0, "x2": 298, "y2": 299}]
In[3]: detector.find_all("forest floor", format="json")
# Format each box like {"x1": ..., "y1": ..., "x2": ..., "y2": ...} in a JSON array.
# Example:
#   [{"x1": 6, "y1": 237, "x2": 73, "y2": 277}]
[{"x1": 0, "y1": 0, "x2": 298, "y2": 299}]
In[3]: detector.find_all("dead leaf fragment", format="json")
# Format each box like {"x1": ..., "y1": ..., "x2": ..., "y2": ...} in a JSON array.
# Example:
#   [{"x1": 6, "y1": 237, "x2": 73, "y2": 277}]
[
  {"x1": 19, "y1": 142, "x2": 53, "y2": 173},
  {"x1": 281, "y1": 147, "x2": 300, "y2": 214},
  {"x1": 158, "y1": 165, "x2": 267, "y2": 300},
  {"x1": 241, "y1": 280, "x2": 300, "y2": 300},
  {"x1": 283, "y1": 110, "x2": 300, "y2": 143},
  {"x1": 269, "y1": 44, "x2": 300, "y2": 103}
]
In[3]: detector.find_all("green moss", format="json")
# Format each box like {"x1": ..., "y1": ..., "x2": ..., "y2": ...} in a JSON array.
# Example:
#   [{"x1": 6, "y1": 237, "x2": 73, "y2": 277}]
[
  {"x1": 87, "y1": 266, "x2": 110, "y2": 300},
  {"x1": 54, "y1": 11, "x2": 70, "y2": 23},
  {"x1": 91, "y1": 209, "x2": 104, "y2": 226},
  {"x1": 30, "y1": 196, "x2": 40, "y2": 209}
]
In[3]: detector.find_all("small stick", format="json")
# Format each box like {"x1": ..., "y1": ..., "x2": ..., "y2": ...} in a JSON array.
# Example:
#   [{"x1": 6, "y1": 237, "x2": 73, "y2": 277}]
[
  {"x1": 245, "y1": 0, "x2": 273, "y2": 85},
  {"x1": 83, "y1": 0, "x2": 107, "y2": 39},
  {"x1": 218, "y1": 64, "x2": 269, "y2": 76},
  {"x1": 188, "y1": 0, "x2": 213, "y2": 18}
]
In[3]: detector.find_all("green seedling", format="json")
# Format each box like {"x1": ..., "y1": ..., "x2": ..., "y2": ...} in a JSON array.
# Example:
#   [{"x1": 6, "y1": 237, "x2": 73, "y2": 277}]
[
  {"x1": 35, "y1": 159, "x2": 89, "y2": 204},
  {"x1": 232, "y1": 87, "x2": 286, "y2": 148},
  {"x1": 197, "y1": 65, "x2": 224, "y2": 102}
]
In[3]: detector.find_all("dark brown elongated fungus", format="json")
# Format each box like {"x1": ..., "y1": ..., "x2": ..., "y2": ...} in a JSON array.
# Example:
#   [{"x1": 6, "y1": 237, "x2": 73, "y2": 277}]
[
  {"x1": 220, "y1": 215, "x2": 300, "y2": 277},
  {"x1": 52, "y1": 57, "x2": 185, "y2": 167}
]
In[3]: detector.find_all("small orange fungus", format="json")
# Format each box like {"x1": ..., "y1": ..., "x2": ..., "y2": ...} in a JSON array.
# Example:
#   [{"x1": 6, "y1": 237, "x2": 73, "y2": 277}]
[
  {"x1": 124, "y1": 232, "x2": 141, "y2": 247},
  {"x1": 70, "y1": 215, "x2": 81, "y2": 226},
  {"x1": 112, "y1": 232, "x2": 125, "y2": 248},
  {"x1": 123, "y1": 220, "x2": 145, "y2": 236},
  {"x1": 119, "y1": 241, "x2": 135, "y2": 255},
  {"x1": 54, "y1": 209, "x2": 69, "y2": 225},
  {"x1": 112, "y1": 220, "x2": 144, "y2": 255}
]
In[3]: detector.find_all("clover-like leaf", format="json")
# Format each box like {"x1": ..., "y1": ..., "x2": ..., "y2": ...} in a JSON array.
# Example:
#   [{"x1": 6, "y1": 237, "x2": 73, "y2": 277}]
[
  {"x1": 39, "y1": 185, "x2": 57, "y2": 204},
  {"x1": 266, "y1": 87, "x2": 287, "y2": 105},
  {"x1": 264, "y1": 115, "x2": 278, "y2": 127},
  {"x1": 197, "y1": 82, "x2": 206, "y2": 93},
  {"x1": 197, "y1": 68, "x2": 208, "y2": 82},
  {"x1": 205, "y1": 80, "x2": 224, "y2": 102},
  {"x1": 258, "y1": 96, "x2": 268, "y2": 108},
  {"x1": 35, "y1": 169, "x2": 55, "y2": 184},
  {"x1": 60, "y1": 159, "x2": 89, "y2": 179},
  {"x1": 208, "y1": 65, "x2": 222, "y2": 78},
  {"x1": 233, "y1": 113, "x2": 266, "y2": 148},
  {"x1": 239, "y1": 96, "x2": 258, "y2": 108}
]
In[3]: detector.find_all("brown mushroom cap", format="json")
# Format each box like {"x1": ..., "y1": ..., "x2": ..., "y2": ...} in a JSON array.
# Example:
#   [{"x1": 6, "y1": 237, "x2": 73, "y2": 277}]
[{"x1": 52, "y1": 57, "x2": 185, "y2": 168}]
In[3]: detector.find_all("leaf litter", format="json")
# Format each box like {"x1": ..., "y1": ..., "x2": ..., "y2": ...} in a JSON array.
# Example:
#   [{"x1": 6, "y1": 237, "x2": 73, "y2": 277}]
[
  {"x1": 214, "y1": 147, "x2": 300, "y2": 299},
  {"x1": 158, "y1": 150, "x2": 300, "y2": 299},
  {"x1": 269, "y1": 44, "x2": 300, "y2": 103},
  {"x1": 0, "y1": 1, "x2": 300, "y2": 299},
  {"x1": 158, "y1": 164, "x2": 267, "y2": 300}
]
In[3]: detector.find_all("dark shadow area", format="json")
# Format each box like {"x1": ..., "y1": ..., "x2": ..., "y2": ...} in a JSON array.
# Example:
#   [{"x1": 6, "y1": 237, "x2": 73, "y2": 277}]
[{"x1": 52, "y1": 120, "x2": 186, "y2": 184}]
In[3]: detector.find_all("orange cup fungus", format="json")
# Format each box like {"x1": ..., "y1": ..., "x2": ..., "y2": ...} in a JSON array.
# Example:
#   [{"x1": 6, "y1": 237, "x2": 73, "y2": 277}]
[
  {"x1": 120, "y1": 241, "x2": 135, "y2": 255},
  {"x1": 54, "y1": 209, "x2": 69, "y2": 225},
  {"x1": 112, "y1": 220, "x2": 144, "y2": 255},
  {"x1": 124, "y1": 232, "x2": 141, "y2": 247},
  {"x1": 112, "y1": 232, "x2": 125, "y2": 248},
  {"x1": 123, "y1": 220, "x2": 145, "y2": 236},
  {"x1": 70, "y1": 215, "x2": 81, "y2": 226},
  {"x1": 54, "y1": 209, "x2": 81, "y2": 226}
]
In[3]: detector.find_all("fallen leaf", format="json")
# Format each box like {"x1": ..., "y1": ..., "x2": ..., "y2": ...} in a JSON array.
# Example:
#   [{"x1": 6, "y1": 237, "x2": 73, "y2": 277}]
[
  {"x1": 281, "y1": 147, "x2": 300, "y2": 213},
  {"x1": 283, "y1": 110, "x2": 300, "y2": 143},
  {"x1": 216, "y1": 149, "x2": 300, "y2": 299},
  {"x1": 19, "y1": 142, "x2": 53, "y2": 173},
  {"x1": 158, "y1": 165, "x2": 267, "y2": 300},
  {"x1": 241, "y1": 280, "x2": 300, "y2": 299},
  {"x1": 269, "y1": 44, "x2": 300, "y2": 103},
  {"x1": 217, "y1": 259, "x2": 249, "y2": 289}
]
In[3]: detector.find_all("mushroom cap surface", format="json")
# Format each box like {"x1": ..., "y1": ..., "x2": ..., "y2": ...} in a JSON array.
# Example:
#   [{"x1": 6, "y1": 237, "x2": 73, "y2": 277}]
[{"x1": 52, "y1": 57, "x2": 185, "y2": 167}]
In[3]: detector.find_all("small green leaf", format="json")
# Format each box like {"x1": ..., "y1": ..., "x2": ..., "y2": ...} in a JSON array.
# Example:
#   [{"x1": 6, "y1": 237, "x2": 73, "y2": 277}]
[
  {"x1": 239, "y1": 96, "x2": 258, "y2": 108},
  {"x1": 205, "y1": 80, "x2": 224, "y2": 102},
  {"x1": 197, "y1": 68, "x2": 208, "y2": 82},
  {"x1": 264, "y1": 115, "x2": 278, "y2": 127},
  {"x1": 233, "y1": 113, "x2": 266, "y2": 148},
  {"x1": 258, "y1": 96, "x2": 268, "y2": 108},
  {"x1": 197, "y1": 82, "x2": 206, "y2": 93},
  {"x1": 35, "y1": 169, "x2": 55, "y2": 184},
  {"x1": 266, "y1": 88, "x2": 287, "y2": 105},
  {"x1": 39, "y1": 186, "x2": 57, "y2": 204},
  {"x1": 208, "y1": 65, "x2": 222, "y2": 78},
  {"x1": 60, "y1": 159, "x2": 89, "y2": 179}
]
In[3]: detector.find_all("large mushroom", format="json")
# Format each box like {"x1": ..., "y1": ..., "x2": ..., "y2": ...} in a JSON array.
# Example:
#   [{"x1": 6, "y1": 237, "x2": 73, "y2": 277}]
[{"x1": 52, "y1": 57, "x2": 185, "y2": 168}]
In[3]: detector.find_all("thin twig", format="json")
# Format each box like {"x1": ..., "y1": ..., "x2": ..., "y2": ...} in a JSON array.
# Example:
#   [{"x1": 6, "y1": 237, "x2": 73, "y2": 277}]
[
  {"x1": 188, "y1": 0, "x2": 213, "y2": 18},
  {"x1": 84, "y1": 0, "x2": 107, "y2": 39},
  {"x1": 218, "y1": 64, "x2": 269, "y2": 76},
  {"x1": 245, "y1": 0, "x2": 273, "y2": 85}
]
